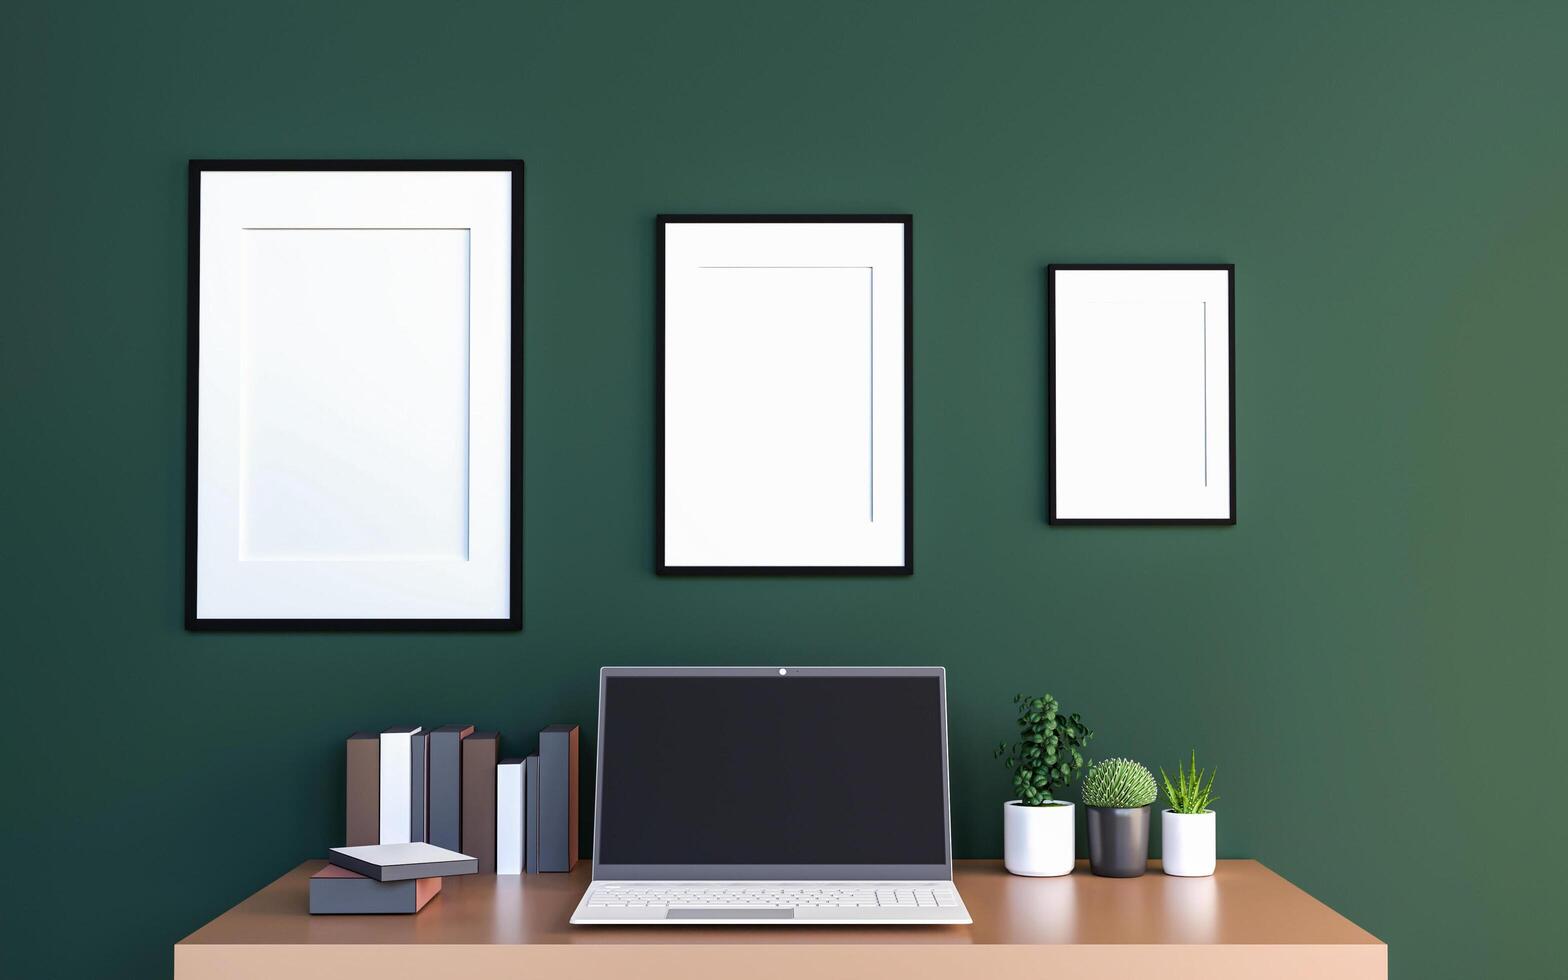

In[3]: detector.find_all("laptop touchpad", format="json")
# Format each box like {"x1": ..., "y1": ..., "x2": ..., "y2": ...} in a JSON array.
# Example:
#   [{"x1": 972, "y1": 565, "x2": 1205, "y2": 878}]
[{"x1": 666, "y1": 908, "x2": 795, "y2": 919}]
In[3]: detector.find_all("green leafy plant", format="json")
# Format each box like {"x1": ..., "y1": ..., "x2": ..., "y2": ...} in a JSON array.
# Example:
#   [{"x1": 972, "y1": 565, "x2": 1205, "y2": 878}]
[
  {"x1": 1161, "y1": 750, "x2": 1218, "y2": 814},
  {"x1": 1080, "y1": 757, "x2": 1158, "y2": 808},
  {"x1": 994, "y1": 693, "x2": 1093, "y2": 805}
]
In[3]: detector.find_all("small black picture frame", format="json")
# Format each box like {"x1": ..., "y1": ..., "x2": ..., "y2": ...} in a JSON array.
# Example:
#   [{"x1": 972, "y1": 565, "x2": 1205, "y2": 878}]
[
  {"x1": 1048, "y1": 263, "x2": 1236, "y2": 525},
  {"x1": 656, "y1": 214, "x2": 914, "y2": 575}
]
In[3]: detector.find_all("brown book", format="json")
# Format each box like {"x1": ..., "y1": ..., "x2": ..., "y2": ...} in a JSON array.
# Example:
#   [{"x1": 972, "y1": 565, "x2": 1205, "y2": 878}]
[
  {"x1": 461, "y1": 732, "x2": 500, "y2": 873},
  {"x1": 346, "y1": 732, "x2": 380, "y2": 846}
]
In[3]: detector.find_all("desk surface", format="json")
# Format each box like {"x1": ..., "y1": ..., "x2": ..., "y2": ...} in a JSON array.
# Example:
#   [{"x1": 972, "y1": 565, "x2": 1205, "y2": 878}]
[{"x1": 176, "y1": 860, "x2": 1385, "y2": 979}]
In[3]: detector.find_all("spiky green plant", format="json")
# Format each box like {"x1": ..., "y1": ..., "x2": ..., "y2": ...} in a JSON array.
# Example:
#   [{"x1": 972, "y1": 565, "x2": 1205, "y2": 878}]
[
  {"x1": 993, "y1": 693, "x2": 1093, "y2": 806},
  {"x1": 1161, "y1": 750, "x2": 1218, "y2": 814},
  {"x1": 1080, "y1": 757, "x2": 1158, "y2": 808}
]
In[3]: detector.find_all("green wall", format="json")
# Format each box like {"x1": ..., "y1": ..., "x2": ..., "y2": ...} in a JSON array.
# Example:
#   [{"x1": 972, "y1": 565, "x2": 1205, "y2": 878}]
[{"x1": 3, "y1": 1, "x2": 1564, "y2": 976}]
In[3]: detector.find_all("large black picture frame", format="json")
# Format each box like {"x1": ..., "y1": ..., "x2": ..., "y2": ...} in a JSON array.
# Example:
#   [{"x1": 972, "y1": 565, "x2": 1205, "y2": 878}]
[{"x1": 186, "y1": 159, "x2": 524, "y2": 630}]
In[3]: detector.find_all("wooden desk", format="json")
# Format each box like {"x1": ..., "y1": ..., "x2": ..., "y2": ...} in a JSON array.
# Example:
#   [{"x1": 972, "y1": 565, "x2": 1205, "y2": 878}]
[{"x1": 176, "y1": 860, "x2": 1385, "y2": 979}]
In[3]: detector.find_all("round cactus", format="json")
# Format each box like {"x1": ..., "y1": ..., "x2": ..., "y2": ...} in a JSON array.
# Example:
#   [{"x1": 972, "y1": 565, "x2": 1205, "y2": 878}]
[{"x1": 1080, "y1": 757, "x2": 1158, "y2": 808}]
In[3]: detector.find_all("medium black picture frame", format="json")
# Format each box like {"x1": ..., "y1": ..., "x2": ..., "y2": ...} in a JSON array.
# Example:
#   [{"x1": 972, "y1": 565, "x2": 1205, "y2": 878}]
[
  {"x1": 1047, "y1": 263, "x2": 1236, "y2": 526},
  {"x1": 186, "y1": 159, "x2": 524, "y2": 630},
  {"x1": 656, "y1": 214, "x2": 914, "y2": 575}
]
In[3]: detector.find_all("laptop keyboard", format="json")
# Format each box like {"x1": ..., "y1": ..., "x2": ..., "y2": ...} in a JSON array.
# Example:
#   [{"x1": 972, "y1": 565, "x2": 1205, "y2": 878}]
[{"x1": 587, "y1": 884, "x2": 961, "y2": 909}]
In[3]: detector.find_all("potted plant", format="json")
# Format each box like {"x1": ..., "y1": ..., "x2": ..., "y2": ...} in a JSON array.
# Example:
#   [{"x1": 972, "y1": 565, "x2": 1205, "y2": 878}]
[
  {"x1": 1081, "y1": 757, "x2": 1158, "y2": 877},
  {"x1": 994, "y1": 693, "x2": 1093, "y2": 876},
  {"x1": 1160, "y1": 751, "x2": 1218, "y2": 877}
]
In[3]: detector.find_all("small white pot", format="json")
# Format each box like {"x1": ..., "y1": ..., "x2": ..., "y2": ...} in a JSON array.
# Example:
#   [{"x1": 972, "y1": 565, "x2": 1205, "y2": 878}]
[
  {"x1": 1161, "y1": 809, "x2": 1216, "y2": 877},
  {"x1": 1003, "y1": 801, "x2": 1075, "y2": 877}
]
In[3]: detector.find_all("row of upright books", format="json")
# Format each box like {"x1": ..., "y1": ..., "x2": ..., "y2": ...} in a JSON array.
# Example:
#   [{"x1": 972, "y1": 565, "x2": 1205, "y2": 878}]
[{"x1": 342, "y1": 723, "x2": 579, "y2": 886}]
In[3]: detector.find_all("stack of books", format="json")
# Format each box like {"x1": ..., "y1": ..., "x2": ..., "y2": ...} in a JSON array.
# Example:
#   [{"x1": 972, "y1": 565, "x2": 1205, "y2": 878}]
[
  {"x1": 310, "y1": 842, "x2": 477, "y2": 914},
  {"x1": 334, "y1": 722, "x2": 579, "y2": 912}
]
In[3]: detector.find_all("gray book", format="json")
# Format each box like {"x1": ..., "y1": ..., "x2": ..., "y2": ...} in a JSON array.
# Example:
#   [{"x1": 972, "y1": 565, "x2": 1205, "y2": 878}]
[
  {"x1": 427, "y1": 724, "x2": 473, "y2": 851},
  {"x1": 524, "y1": 751, "x2": 541, "y2": 873},
  {"x1": 328, "y1": 842, "x2": 478, "y2": 881},
  {"x1": 310, "y1": 865, "x2": 442, "y2": 914},
  {"x1": 409, "y1": 731, "x2": 429, "y2": 842},
  {"x1": 538, "y1": 724, "x2": 580, "y2": 872}
]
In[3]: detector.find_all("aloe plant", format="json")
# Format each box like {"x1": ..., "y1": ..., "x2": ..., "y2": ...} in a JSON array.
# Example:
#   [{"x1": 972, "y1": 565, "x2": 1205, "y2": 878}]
[
  {"x1": 994, "y1": 693, "x2": 1093, "y2": 805},
  {"x1": 1080, "y1": 757, "x2": 1158, "y2": 808},
  {"x1": 1161, "y1": 750, "x2": 1218, "y2": 814}
]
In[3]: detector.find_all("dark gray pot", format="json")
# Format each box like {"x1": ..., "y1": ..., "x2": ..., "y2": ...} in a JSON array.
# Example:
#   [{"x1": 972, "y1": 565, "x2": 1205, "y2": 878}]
[{"x1": 1086, "y1": 805, "x2": 1151, "y2": 877}]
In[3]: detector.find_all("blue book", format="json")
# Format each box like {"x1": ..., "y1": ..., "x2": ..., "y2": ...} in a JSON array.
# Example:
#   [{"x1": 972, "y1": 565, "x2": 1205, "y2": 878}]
[
  {"x1": 409, "y1": 731, "x2": 429, "y2": 842},
  {"x1": 525, "y1": 752, "x2": 541, "y2": 872},
  {"x1": 537, "y1": 725, "x2": 579, "y2": 872},
  {"x1": 428, "y1": 724, "x2": 473, "y2": 851}
]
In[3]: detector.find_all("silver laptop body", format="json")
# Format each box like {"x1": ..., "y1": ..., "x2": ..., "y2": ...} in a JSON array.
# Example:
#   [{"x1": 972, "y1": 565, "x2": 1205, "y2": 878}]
[{"x1": 571, "y1": 666, "x2": 971, "y2": 925}]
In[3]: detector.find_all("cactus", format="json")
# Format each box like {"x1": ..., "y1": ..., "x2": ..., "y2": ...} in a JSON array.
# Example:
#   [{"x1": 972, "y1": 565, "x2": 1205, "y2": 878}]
[
  {"x1": 1080, "y1": 757, "x2": 1158, "y2": 808},
  {"x1": 994, "y1": 693, "x2": 1093, "y2": 806}
]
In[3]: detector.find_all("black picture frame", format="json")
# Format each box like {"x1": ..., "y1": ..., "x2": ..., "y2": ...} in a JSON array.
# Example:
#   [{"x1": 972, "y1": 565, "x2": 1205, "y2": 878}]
[
  {"x1": 186, "y1": 159, "x2": 524, "y2": 631},
  {"x1": 1047, "y1": 263, "x2": 1236, "y2": 526},
  {"x1": 655, "y1": 214, "x2": 914, "y2": 575}
]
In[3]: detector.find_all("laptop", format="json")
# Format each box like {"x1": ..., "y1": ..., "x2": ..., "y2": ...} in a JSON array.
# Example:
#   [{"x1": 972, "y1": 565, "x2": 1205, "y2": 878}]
[{"x1": 570, "y1": 666, "x2": 971, "y2": 925}]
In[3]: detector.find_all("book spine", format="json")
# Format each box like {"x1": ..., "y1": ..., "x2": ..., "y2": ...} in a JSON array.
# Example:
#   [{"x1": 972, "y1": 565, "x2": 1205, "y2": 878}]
[
  {"x1": 379, "y1": 727, "x2": 420, "y2": 844},
  {"x1": 538, "y1": 724, "x2": 580, "y2": 872},
  {"x1": 371, "y1": 859, "x2": 476, "y2": 881},
  {"x1": 496, "y1": 759, "x2": 525, "y2": 875},
  {"x1": 311, "y1": 872, "x2": 441, "y2": 914},
  {"x1": 345, "y1": 733, "x2": 380, "y2": 846},
  {"x1": 428, "y1": 724, "x2": 473, "y2": 852},
  {"x1": 462, "y1": 732, "x2": 500, "y2": 873},
  {"x1": 409, "y1": 732, "x2": 429, "y2": 842},
  {"x1": 565, "y1": 727, "x2": 579, "y2": 868},
  {"x1": 524, "y1": 752, "x2": 541, "y2": 873}
]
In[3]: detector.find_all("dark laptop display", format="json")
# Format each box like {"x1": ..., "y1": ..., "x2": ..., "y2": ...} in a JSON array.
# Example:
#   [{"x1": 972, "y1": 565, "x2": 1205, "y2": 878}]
[{"x1": 595, "y1": 669, "x2": 949, "y2": 875}]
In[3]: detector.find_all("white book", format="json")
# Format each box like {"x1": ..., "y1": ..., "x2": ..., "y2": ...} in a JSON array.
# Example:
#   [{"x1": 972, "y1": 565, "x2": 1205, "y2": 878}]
[
  {"x1": 329, "y1": 842, "x2": 478, "y2": 881},
  {"x1": 379, "y1": 726, "x2": 422, "y2": 844},
  {"x1": 496, "y1": 758, "x2": 526, "y2": 875}
]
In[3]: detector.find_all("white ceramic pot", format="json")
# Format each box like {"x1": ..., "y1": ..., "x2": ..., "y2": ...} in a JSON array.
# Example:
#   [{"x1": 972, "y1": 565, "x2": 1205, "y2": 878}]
[
  {"x1": 1161, "y1": 809, "x2": 1216, "y2": 877},
  {"x1": 1003, "y1": 801, "x2": 1076, "y2": 877}
]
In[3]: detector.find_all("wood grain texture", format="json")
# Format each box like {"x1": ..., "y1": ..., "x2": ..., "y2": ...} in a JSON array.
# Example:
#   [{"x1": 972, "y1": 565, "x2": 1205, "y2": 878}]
[{"x1": 177, "y1": 859, "x2": 1385, "y2": 979}]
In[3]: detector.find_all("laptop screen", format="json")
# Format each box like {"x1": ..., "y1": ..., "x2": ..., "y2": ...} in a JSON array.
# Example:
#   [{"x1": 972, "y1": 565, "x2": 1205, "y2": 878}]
[{"x1": 594, "y1": 668, "x2": 950, "y2": 878}]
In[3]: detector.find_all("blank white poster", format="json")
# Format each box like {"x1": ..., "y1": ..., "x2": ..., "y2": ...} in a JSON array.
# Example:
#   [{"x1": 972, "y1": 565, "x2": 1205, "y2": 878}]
[
  {"x1": 1050, "y1": 267, "x2": 1233, "y2": 523},
  {"x1": 660, "y1": 219, "x2": 910, "y2": 570},
  {"x1": 241, "y1": 229, "x2": 471, "y2": 562}
]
